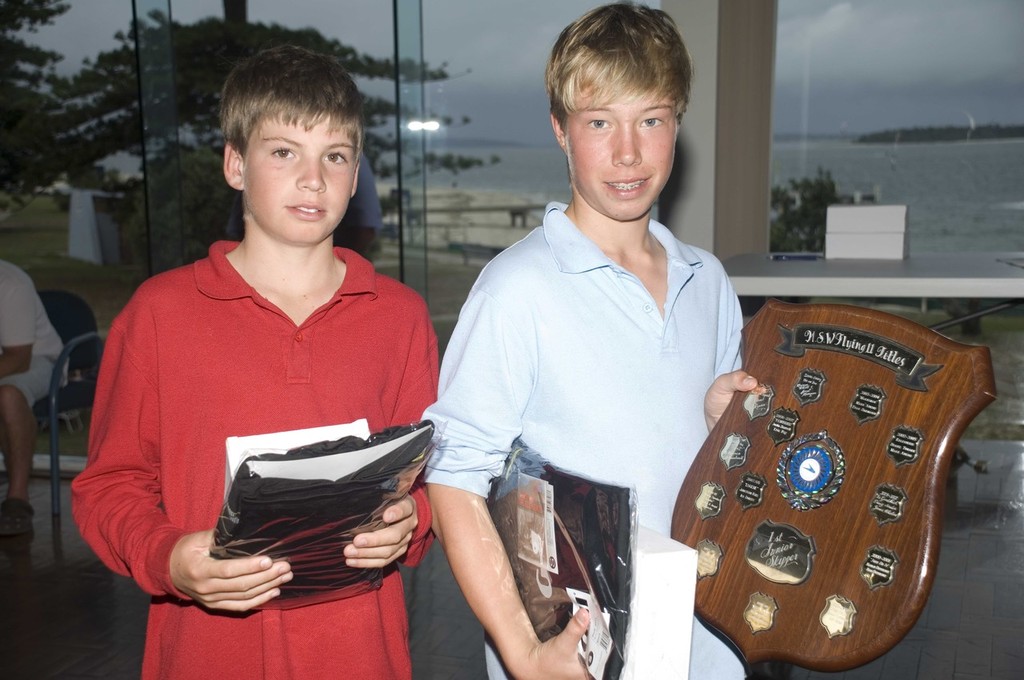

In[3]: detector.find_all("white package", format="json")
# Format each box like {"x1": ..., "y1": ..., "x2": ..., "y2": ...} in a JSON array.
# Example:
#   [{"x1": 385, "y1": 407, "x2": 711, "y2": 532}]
[{"x1": 621, "y1": 526, "x2": 697, "y2": 680}]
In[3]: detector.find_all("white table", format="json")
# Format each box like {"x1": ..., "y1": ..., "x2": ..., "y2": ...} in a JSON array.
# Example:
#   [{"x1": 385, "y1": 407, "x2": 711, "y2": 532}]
[
  {"x1": 722, "y1": 252, "x2": 1024, "y2": 299},
  {"x1": 721, "y1": 252, "x2": 1024, "y2": 329}
]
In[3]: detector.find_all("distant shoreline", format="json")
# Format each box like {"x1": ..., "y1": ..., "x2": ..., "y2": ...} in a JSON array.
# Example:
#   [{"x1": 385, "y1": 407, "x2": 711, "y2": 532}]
[
  {"x1": 855, "y1": 124, "x2": 1024, "y2": 144},
  {"x1": 773, "y1": 124, "x2": 1024, "y2": 145}
]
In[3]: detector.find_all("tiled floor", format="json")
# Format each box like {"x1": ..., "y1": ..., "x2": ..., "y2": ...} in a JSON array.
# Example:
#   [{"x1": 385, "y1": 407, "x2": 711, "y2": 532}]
[{"x1": 1, "y1": 440, "x2": 1022, "y2": 679}]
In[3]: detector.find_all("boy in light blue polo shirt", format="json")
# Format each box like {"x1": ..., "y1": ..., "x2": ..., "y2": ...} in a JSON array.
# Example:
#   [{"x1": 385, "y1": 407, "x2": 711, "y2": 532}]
[{"x1": 425, "y1": 3, "x2": 757, "y2": 678}]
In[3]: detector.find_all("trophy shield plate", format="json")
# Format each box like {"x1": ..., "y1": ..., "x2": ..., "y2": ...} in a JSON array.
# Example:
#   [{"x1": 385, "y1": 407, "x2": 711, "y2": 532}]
[{"x1": 671, "y1": 300, "x2": 995, "y2": 671}]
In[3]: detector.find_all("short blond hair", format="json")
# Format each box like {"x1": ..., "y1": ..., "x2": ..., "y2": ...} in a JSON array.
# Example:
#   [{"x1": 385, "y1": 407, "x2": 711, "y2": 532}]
[
  {"x1": 546, "y1": 2, "x2": 693, "y2": 127},
  {"x1": 219, "y1": 44, "x2": 364, "y2": 155}
]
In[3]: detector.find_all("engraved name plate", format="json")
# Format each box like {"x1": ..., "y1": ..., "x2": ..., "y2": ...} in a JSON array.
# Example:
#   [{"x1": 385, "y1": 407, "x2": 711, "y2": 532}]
[
  {"x1": 767, "y1": 408, "x2": 801, "y2": 445},
  {"x1": 744, "y1": 385, "x2": 775, "y2": 420},
  {"x1": 744, "y1": 592, "x2": 778, "y2": 634},
  {"x1": 820, "y1": 594, "x2": 857, "y2": 638},
  {"x1": 697, "y1": 538, "x2": 724, "y2": 579},
  {"x1": 887, "y1": 426, "x2": 925, "y2": 467},
  {"x1": 695, "y1": 481, "x2": 726, "y2": 520},
  {"x1": 850, "y1": 385, "x2": 887, "y2": 424},
  {"x1": 737, "y1": 472, "x2": 767, "y2": 510},
  {"x1": 861, "y1": 546, "x2": 900, "y2": 589},
  {"x1": 793, "y1": 368, "x2": 827, "y2": 406},
  {"x1": 720, "y1": 433, "x2": 751, "y2": 471},
  {"x1": 869, "y1": 484, "x2": 908, "y2": 525},
  {"x1": 745, "y1": 520, "x2": 816, "y2": 585}
]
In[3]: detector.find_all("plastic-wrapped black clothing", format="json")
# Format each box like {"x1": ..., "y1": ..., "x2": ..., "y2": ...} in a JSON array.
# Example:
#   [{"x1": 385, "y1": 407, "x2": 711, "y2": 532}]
[
  {"x1": 212, "y1": 421, "x2": 435, "y2": 609},
  {"x1": 488, "y1": 440, "x2": 636, "y2": 679}
]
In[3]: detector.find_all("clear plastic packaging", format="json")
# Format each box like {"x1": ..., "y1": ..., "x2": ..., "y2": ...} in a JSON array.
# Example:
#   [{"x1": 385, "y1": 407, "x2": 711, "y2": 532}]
[
  {"x1": 212, "y1": 420, "x2": 437, "y2": 609},
  {"x1": 487, "y1": 439, "x2": 638, "y2": 679}
]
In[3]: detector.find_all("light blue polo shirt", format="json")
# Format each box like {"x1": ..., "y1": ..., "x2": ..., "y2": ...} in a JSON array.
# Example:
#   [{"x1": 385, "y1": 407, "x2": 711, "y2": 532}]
[
  {"x1": 426, "y1": 203, "x2": 742, "y2": 531},
  {"x1": 425, "y1": 203, "x2": 746, "y2": 679}
]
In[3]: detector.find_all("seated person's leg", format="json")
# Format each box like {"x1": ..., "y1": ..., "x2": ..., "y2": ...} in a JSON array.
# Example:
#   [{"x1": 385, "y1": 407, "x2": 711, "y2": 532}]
[{"x1": 0, "y1": 359, "x2": 51, "y2": 535}]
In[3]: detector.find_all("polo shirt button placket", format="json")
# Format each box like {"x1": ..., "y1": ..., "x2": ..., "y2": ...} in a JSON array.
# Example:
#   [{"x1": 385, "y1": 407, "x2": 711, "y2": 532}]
[{"x1": 288, "y1": 329, "x2": 311, "y2": 382}]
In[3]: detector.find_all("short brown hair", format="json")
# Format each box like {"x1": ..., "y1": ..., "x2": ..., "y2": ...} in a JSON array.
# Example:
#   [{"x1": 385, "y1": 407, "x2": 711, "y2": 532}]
[
  {"x1": 546, "y1": 2, "x2": 693, "y2": 127},
  {"x1": 219, "y1": 44, "x2": 364, "y2": 155}
]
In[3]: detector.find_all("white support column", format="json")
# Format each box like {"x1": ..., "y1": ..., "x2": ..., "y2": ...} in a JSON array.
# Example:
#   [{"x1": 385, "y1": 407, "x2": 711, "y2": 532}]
[
  {"x1": 659, "y1": 0, "x2": 720, "y2": 253},
  {"x1": 660, "y1": 0, "x2": 776, "y2": 259}
]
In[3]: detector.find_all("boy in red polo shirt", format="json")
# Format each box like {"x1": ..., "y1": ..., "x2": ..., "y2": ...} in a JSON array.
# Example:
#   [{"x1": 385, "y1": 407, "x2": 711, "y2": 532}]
[{"x1": 73, "y1": 45, "x2": 438, "y2": 679}]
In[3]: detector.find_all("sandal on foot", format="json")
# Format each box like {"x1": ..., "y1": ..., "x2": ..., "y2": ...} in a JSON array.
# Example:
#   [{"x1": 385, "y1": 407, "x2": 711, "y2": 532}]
[{"x1": 0, "y1": 498, "x2": 34, "y2": 536}]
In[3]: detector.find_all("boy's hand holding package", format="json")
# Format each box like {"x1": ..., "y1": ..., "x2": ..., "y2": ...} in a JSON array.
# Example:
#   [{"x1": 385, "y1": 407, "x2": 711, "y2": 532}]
[
  {"x1": 211, "y1": 420, "x2": 437, "y2": 609},
  {"x1": 170, "y1": 492, "x2": 419, "y2": 611},
  {"x1": 525, "y1": 607, "x2": 592, "y2": 680},
  {"x1": 170, "y1": 529, "x2": 293, "y2": 612},
  {"x1": 343, "y1": 495, "x2": 419, "y2": 568}
]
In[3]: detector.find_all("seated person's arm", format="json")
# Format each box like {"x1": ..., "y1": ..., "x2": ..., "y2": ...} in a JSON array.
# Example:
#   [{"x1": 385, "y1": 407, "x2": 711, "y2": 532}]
[
  {"x1": 429, "y1": 482, "x2": 590, "y2": 680},
  {"x1": 0, "y1": 344, "x2": 32, "y2": 379}
]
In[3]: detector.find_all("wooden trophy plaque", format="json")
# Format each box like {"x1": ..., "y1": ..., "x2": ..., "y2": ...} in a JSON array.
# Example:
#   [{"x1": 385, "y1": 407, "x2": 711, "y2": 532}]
[{"x1": 671, "y1": 300, "x2": 995, "y2": 672}]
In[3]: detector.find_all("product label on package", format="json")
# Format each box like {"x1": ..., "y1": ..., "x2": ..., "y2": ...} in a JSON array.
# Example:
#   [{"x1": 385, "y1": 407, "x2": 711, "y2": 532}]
[
  {"x1": 566, "y1": 587, "x2": 613, "y2": 679},
  {"x1": 517, "y1": 474, "x2": 558, "y2": 573}
]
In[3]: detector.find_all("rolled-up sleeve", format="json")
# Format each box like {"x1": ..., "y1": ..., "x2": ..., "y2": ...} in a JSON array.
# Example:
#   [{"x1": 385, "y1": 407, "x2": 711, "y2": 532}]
[{"x1": 424, "y1": 287, "x2": 534, "y2": 497}]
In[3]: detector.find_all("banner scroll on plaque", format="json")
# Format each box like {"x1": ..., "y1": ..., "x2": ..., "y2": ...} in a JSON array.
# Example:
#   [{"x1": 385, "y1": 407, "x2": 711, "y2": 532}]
[{"x1": 671, "y1": 300, "x2": 995, "y2": 672}]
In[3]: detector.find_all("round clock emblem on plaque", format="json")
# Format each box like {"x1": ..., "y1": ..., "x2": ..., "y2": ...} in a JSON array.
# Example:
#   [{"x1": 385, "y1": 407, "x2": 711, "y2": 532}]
[{"x1": 777, "y1": 430, "x2": 845, "y2": 511}]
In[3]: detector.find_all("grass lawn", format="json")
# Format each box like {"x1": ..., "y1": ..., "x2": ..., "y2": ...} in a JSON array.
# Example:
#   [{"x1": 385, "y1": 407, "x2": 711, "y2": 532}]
[{"x1": 1, "y1": 195, "x2": 142, "y2": 331}]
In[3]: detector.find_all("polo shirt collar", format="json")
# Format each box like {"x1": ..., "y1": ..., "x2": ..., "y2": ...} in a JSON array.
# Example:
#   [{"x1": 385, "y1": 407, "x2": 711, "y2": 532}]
[
  {"x1": 194, "y1": 241, "x2": 378, "y2": 303},
  {"x1": 542, "y1": 202, "x2": 705, "y2": 275}
]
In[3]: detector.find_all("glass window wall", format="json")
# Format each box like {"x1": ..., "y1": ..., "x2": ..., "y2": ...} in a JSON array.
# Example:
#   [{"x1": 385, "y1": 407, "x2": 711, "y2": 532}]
[{"x1": 770, "y1": 0, "x2": 1024, "y2": 257}]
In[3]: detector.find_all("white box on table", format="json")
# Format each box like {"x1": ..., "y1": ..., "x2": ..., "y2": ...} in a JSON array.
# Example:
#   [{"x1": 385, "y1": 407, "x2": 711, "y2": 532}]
[
  {"x1": 621, "y1": 526, "x2": 696, "y2": 680},
  {"x1": 825, "y1": 204, "x2": 908, "y2": 260}
]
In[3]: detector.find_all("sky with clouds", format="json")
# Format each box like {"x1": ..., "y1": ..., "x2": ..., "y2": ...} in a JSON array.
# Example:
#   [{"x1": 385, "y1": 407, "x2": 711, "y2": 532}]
[
  {"x1": 23, "y1": 0, "x2": 1024, "y2": 144},
  {"x1": 774, "y1": 0, "x2": 1024, "y2": 136}
]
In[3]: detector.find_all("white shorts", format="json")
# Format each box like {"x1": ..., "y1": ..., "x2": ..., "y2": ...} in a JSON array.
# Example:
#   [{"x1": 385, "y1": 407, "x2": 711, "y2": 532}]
[{"x1": 0, "y1": 355, "x2": 55, "y2": 405}]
